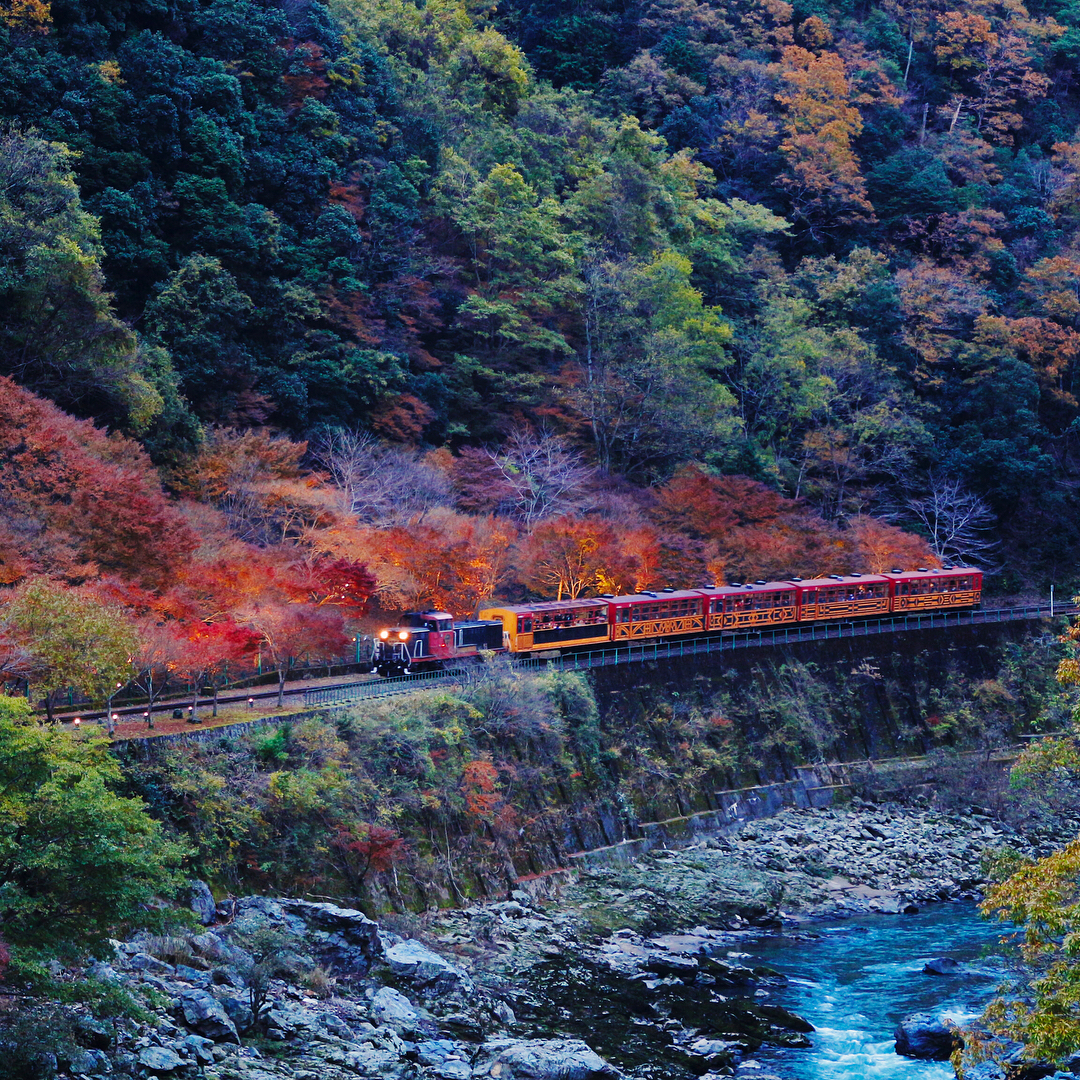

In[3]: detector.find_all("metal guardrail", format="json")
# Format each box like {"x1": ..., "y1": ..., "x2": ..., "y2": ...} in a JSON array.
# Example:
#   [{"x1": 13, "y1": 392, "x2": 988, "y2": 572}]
[
  {"x1": 304, "y1": 605, "x2": 1068, "y2": 709},
  {"x1": 304, "y1": 667, "x2": 468, "y2": 706}
]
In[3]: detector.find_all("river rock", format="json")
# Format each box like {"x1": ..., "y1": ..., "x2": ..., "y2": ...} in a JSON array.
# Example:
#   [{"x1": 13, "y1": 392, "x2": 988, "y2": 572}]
[
  {"x1": 187, "y1": 881, "x2": 216, "y2": 926},
  {"x1": 176, "y1": 989, "x2": 238, "y2": 1041},
  {"x1": 370, "y1": 985, "x2": 420, "y2": 1033},
  {"x1": 923, "y1": 956, "x2": 960, "y2": 975},
  {"x1": 960, "y1": 1064, "x2": 1006, "y2": 1080},
  {"x1": 137, "y1": 1046, "x2": 186, "y2": 1073},
  {"x1": 473, "y1": 1038, "x2": 620, "y2": 1079},
  {"x1": 385, "y1": 938, "x2": 474, "y2": 993},
  {"x1": 68, "y1": 1048, "x2": 112, "y2": 1075},
  {"x1": 894, "y1": 1013, "x2": 962, "y2": 1060}
]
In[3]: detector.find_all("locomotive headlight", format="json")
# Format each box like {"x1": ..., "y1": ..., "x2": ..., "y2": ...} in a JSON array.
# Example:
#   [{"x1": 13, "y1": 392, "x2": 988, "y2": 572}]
[
  {"x1": 398, "y1": 631, "x2": 410, "y2": 640},
  {"x1": 379, "y1": 630, "x2": 389, "y2": 640}
]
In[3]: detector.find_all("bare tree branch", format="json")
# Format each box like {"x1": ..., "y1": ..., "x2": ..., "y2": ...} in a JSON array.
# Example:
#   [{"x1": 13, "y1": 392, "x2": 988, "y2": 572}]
[
  {"x1": 906, "y1": 476, "x2": 1000, "y2": 567},
  {"x1": 310, "y1": 429, "x2": 451, "y2": 528}
]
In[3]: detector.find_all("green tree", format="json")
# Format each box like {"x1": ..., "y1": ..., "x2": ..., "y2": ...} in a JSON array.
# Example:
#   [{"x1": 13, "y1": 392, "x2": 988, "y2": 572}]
[
  {"x1": 438, "y1": 158, "x2": 580, "y2": 359},
  {"x1": 0, "y1": 716, "x2": 187, "y2": 955},
  {"x1": 0, "y1": 132, "x2": 172, "y2": 433},
  {"x1": 4, "y1": 579, "x2": 138, "y2": 721},
  {"x1": 0, "y1": 696, "x2": 31, "y2": 725},
  {"x1": 565, "y1": 250, "x2": 739, "y2": 477},
  {"x1": 143, "y1": 255, "x2": 256, "y2": 421},
  {"x1": 979, "y1": 611, "x2": 1080, "y2": 1063}
]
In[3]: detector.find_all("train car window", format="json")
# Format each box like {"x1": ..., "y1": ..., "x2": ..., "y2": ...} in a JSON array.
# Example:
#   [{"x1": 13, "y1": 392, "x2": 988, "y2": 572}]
[
  {"x1": 518, "y1": 617, "x2": 533, "y2": 633},
  {"x1": 532, "y1": 605, "x2": 608, "y2": 631},
  {"x1": 617, "y1": 608, "x2": 629, "y2": 623}
]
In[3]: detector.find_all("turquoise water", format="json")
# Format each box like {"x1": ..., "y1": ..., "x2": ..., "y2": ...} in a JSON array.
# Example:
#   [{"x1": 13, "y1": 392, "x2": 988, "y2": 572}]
[{"x1": 748, "y1": 905, "x2": 1012, "y2": 1078}]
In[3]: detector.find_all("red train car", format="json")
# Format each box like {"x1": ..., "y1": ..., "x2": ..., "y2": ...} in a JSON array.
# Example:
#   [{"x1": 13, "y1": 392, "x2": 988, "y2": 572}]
[{"x1": 882, "y1": 567, "x2": 982, "y2": 611}]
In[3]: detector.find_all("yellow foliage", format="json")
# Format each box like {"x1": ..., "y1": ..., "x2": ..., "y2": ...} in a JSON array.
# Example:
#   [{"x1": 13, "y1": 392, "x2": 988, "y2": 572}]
[{"x1": 0, "y1": 0, "x2": 50, "y2": 33}]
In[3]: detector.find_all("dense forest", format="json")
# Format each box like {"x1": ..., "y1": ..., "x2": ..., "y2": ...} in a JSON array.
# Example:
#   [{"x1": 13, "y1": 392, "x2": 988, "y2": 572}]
[
  {"x1": 2, "y1": 0, "x2": 1080, "y2": 703},
  {"x1": 8, "y1": 0, "x2": 1080, "y2": 1063}
]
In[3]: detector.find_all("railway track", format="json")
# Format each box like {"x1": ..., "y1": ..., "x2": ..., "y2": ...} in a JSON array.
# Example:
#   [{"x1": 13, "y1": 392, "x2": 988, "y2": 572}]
[{"x1": 67, "y1": 602, "x2": 1070, "y2": 726}]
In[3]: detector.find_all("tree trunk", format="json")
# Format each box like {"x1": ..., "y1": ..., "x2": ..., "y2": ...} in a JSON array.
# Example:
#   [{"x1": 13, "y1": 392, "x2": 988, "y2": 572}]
[{"x1": 949, "y1": 98, "x2": 964, "y2": 132}]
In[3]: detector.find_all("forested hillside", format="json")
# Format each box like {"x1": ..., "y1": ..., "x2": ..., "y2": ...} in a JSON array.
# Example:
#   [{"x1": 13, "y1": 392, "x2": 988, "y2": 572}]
[{"x1": 1, "y1": 0, "x2": 1078, "y2": 641}]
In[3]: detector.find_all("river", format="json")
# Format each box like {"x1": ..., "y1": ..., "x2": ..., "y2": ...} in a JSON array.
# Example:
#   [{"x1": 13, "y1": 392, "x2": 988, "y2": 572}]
[{"x1": 749, "y1": 904, "x2": 1012, "y2": 1078}]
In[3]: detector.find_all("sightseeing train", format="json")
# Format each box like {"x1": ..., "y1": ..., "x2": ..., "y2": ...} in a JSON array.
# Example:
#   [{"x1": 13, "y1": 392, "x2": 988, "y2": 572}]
[{"x1": 371, "y1": 566, "x2": 982, "y2": 676}]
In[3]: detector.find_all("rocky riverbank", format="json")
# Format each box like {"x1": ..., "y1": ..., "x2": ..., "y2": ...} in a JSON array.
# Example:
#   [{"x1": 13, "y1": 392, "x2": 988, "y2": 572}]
[{"x1": 28, "y1": 801, "x2": 1042, "y2": 1080}]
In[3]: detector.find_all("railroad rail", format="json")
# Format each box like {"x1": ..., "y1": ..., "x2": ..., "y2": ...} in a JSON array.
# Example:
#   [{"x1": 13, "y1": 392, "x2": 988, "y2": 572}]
[{"x1": 305, "y1": 603, "x2": 1069, "y2": 709}]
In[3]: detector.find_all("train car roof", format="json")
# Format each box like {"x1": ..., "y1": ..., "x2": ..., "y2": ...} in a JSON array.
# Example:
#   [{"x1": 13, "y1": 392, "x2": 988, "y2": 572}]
[
  {"x1": 605, "y1": 588, "x2": 712, "y2": 604},
  {"x1": 789, "y1": 574, "x2": 891, "y2": 588},
  {"x1": 703, "y1": 581, "x2": 800, "y2": 594},
  {"x1": 879, "y1": 566, "x2": 979, "y2": 579},
  {"x1": 479, "y1": 597, "x2": 610, "y2": 614}
]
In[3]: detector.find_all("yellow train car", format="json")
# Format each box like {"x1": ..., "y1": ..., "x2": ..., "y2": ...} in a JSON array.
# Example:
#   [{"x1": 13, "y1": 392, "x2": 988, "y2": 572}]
[{"x1": 477, "y1": 598, "x2": 611, "y2": 653}]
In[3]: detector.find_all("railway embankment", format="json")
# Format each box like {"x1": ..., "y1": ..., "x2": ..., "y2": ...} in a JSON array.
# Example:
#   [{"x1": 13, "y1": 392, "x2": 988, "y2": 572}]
[{"x1": 108, "y1": 616, "x2": 1065, "y2": 914}]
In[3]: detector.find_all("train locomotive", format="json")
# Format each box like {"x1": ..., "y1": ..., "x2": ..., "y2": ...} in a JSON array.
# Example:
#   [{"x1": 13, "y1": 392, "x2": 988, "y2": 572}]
[
  {"x1": 372, "y1": 566, "x2": 982, "y2": 675},
  {"x1": 373, "y1": 610, "x2": 504, "y2": 676}
]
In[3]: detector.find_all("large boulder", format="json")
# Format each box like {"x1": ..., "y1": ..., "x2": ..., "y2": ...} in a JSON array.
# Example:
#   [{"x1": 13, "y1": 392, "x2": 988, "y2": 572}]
[
  {"x1": 280, "y1": 899, "x2": 383, "y2": 973},
  {"x1": 371, "y1": 986, "x2": 420, "y2": 1034},
  {"x1": 473, "y1": 1038, "x2": 620, "y2": 1079},
  {"x1": 67, "y1": 1049, "x2": 112, "y2": 1075},
  {"x1": 176, "y1": 989, "x2": 238, "y2": 1042},
  {"x1": 216, "y1": 993, "x2": 253, "y2": 1032},
  {"x1": 385, "y1": 939, "x2": 474, "y2": 994},
  {"x1": 188, "y1": 932, "x2": 234, "y2": 964},
  {"x1": 894, "y1": 1013, "x2": 962, "y2": 1060},
  {"x1": 137, "y1": 1047, "x2": 187, "y2": 1074},
  {"x1": 187, "y1": 881, "x2": 217, "y2": 926},
  {"x1": 227, "y1": 897, "x2": 295, "y2": 937},
  {"x1": 128, "y1": 953, "x2": 174, "y2": 976}
]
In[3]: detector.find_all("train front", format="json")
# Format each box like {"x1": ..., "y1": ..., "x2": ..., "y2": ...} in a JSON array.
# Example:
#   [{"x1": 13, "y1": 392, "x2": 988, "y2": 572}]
[{"x1": 372, "y1": 625, "x2": 428, "y2": 676}]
